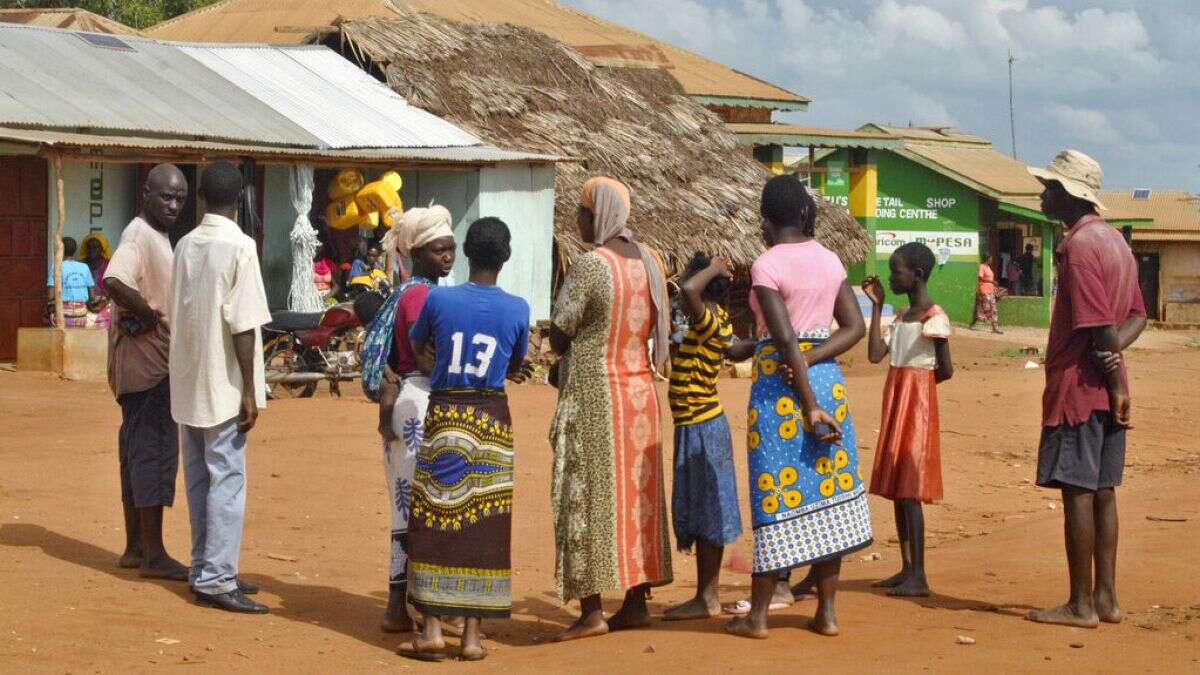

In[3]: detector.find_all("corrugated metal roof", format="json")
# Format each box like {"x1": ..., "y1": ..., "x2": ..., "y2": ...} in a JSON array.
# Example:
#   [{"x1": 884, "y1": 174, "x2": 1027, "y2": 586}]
[
  {"x1": 727, "y1": 123, "x2": 902, "y2": 150},
  {"x1": 0, "y1": 23, "x2": 481, "y2": 152},
  {"x1": 900, "y1": 143, "x2": 1044, "y2": 198},
  {"x1": 1101, "y1": 190, "x2": 1200, "y2": 234},
  {"x1": 178, "y1": 45, "x2": 479, "y2": 148},
  {"x1": 999, "y1": 194, "x2": 1152, "y2": 224},
  {"x1": 0, "y1": 126, "x2": 559, "y2": 165},
  {"x1": 147, "y1": 0, "x2": 808, "y2": 107}
]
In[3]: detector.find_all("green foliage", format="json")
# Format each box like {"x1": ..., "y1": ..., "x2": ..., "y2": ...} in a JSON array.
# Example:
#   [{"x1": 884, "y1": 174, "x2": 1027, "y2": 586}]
[{"x1": 0, "y1": 0, "x2": 218, "y2": 29}]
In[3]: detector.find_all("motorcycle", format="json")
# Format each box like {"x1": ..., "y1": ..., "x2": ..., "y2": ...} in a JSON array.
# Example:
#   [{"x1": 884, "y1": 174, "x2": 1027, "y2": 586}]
[{"x1": 262, "y1": 294, "x2": 379, "y2": 398}]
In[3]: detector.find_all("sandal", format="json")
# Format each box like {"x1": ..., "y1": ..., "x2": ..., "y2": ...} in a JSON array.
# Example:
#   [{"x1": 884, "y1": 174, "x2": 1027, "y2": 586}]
[{"x1": 397, "y1": 638, "x2": 447, "y2": 662}]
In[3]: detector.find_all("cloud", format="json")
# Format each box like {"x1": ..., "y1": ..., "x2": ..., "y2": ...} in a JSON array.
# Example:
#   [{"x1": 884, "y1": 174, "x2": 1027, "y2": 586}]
[
  {"x1": 1046, "y1": 104, "x2": 1121, "y2": 145},
  {"x1": 562, "y1": 0, "x2": 1198, "y2": 189}
]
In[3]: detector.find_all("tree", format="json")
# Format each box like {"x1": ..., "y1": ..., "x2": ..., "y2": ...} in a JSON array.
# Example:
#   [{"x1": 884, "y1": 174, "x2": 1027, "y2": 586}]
[{"x1": 0, "y1": 0, "x2": 218, "y2": 30}]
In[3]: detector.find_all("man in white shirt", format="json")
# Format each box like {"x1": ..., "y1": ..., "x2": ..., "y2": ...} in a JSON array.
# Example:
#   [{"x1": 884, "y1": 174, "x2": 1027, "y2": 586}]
[
  {"x1": 170, "y1": 161, "x2": 272, "y2": 614},
  {"x1": 105, "y1": 164, "x2": 189, "y2": 580}
]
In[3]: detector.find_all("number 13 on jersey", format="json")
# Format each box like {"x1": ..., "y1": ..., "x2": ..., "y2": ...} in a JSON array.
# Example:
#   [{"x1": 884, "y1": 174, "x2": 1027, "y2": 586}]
[{"x1": 448, "y1": 331, "x2": 498, "y2": 376}]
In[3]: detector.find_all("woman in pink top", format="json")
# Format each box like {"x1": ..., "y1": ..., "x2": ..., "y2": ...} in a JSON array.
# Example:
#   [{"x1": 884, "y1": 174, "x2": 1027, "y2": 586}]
[
  {"x1": 727, "y1": 176, "x2": 868, "y2": 640},
  {"x1": 312, "y1": 244, "x2": 339, "y2": 305}
]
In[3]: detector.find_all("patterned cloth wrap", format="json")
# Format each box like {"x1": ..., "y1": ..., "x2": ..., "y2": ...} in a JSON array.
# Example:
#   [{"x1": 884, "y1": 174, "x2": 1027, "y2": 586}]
[
  {"x1": 408, "y1": 390, "x2": 514, "y2": 618},
  {"x1": 360, "y1": 276, "x2": 432, "y2": 402},
  {"x1": 747, "y1": 333, "x2": 873, "y2": 576}
]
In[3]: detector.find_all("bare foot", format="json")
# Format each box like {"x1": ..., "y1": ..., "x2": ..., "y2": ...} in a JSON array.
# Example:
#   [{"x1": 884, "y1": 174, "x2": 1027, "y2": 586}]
[
  {"x1": 724, "y1": 616, "x2": 769, "y2": 639},
  {"x1": 118, "y1": 550, "x2": 142, "y2": 569},
  {"x1": 459, "y1": 644, "x2": 486, "y2": 661},
  {"x1": 1026, "y1": 604, "x2": 1099, "y2": 628},
  {"x1": 1094, "y1": 591, "x2": 1123, "y2": 624},
  {"x1": 872, "y1": 570, "x2": 909, "y2": 589},
  {"x1": 396, "y1": 637, "x2": 447, "y2": 662},
  {"x1": 771, "y1": 582, "x2": 794, "y2": 607},
  {"x1": 418, "y1": 617, "x2": 475, "y2": 638},
  {"x1": 380, "y1": 615, "x2": 414, "y2": 633},
  {"x1": 887, "y1": 578, "x2": 931, "y2": 597},
  {"x1": 664, "y1": 596, "x2": 720, "y2": 621},
  {"x1": 554, "y1": 614, "x2": 609, "y2": 642},
  {"x1": 607, "y1": 604, "x2": 652, "y2": 631},
  {"x1": 808, "y1": 616, "x2": 839, "y2": 636},
  {"x1": 139, "y1": 555, "x2": 189, "y2": 581}
]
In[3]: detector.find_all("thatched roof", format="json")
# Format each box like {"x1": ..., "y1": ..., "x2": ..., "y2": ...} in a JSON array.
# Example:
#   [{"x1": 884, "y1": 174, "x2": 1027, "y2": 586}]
[{"x1": 335, "y1": 12, "x2": 869, "y2": 270}]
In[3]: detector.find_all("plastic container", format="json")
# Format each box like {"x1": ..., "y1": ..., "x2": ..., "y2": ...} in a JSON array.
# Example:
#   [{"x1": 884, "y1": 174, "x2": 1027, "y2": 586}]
[
  {"x1": 356, "y1": 171, "x2": 403, "y2": 223},
  {"x1": 327, "y1": 169, "x2": 365, "y2": 201},
  {"x1": 326, "y1": 197, "x2": 363, "y2": 230}
]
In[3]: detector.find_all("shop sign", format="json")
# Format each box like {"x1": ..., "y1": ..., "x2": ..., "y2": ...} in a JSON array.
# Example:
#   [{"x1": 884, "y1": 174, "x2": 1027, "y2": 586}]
[{"x1": 875, "y1": 230, "x2": 979, "y2": 263}]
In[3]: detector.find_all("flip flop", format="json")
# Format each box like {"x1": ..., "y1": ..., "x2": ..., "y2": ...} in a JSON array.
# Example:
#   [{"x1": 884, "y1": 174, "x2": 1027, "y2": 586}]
[
  {"x1": 722, "y1": 599, "x2": 791, "y2": 616},
  {"x1": 397, "y1": 639, "x2": 447, "y2": 662}
]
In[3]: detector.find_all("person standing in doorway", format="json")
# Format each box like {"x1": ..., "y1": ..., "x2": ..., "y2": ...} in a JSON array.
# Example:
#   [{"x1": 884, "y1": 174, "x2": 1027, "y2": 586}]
[
  {"x1": 170, "y1": 161, "x2": 272, "y2": 614},
  {"x1": 1018, "y1": 243, "x2": 1038, "y2": 296},
  {"x1": 1026, "y1": 150, "x2": 1147, "y2": 628},
  {"x1": 105, "y1": 163, "x2": 189, "y2": 579}
]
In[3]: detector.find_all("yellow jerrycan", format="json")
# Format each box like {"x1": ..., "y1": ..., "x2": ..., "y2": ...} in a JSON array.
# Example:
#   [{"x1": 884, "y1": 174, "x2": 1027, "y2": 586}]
[{"x1": 356, "y1": 171, "x2": 403, "y2": 227}]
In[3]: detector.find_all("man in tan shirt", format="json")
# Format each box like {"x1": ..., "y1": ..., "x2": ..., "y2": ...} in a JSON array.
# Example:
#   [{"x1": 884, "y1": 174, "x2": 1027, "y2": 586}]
[{"x1": 105, "y1": 164, "x2": 189, "y2": 580}]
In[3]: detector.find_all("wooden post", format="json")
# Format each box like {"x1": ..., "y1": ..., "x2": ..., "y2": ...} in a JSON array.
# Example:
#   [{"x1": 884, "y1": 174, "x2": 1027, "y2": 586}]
[{"x1": 52, "y1": 153, "x2": 66, "y2": 331}]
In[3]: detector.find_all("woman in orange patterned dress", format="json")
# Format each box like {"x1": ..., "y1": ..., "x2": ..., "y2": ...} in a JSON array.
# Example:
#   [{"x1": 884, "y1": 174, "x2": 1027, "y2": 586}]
[{"x1": 549, "y1": 177, "x2": 673, "y2": 642}]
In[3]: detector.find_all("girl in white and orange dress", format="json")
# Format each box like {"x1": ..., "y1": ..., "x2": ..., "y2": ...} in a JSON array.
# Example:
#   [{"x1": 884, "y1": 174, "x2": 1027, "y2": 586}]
[{"x1": 862, "y1": 242, "x2": 954, "y2": 598}]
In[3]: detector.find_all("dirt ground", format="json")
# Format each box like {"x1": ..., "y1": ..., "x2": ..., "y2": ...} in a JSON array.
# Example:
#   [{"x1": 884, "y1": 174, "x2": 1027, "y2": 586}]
[{"x1": 1, "y1": 328, "x2": 1198, "y2": 673}]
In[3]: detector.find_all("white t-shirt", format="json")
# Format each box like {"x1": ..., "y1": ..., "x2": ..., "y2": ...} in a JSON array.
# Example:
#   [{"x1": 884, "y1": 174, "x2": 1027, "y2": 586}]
[
  {"x1": 887, "y1": 305, "x2": 951, "y2": 370},
  {"x1": 169, "y1": 214, "x2": 272, "y2": 428}
]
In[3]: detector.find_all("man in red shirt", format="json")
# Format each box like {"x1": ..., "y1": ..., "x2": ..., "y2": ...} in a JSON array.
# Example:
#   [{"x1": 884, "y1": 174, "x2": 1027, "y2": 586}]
[{"x1": 1027, "y1": 150, "x2": 1147, "y2": 629}]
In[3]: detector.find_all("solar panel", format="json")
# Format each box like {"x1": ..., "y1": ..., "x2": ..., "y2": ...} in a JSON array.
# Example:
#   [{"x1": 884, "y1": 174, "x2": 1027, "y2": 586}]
[
  {"x1": 1132, "y1": 188, "x2": 1151, "y2": 200},
  {"x1": 76, "y1": 32, "x2": 133, "y2": 51}
]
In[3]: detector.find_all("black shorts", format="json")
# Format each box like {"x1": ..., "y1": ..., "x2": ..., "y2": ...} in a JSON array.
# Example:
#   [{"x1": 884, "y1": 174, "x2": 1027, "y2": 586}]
[
  {"x1": 1036, "y1": 411, "x2": 1125, "y2": 491},
  {"x1": 118, "y1": 378, "x2": 179, "y2": 508}
]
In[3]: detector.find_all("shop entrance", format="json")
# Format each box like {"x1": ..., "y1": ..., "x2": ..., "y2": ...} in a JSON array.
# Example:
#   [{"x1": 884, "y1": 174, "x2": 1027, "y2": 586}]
[{"x1": 0, "y1": 156, "x2": 49, "y2": 360}]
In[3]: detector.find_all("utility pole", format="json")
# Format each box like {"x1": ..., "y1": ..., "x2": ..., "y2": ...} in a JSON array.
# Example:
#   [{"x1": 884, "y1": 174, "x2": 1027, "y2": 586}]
[{"x1": 1008, "y1": 49, "x2": 1018, "y2": 160}]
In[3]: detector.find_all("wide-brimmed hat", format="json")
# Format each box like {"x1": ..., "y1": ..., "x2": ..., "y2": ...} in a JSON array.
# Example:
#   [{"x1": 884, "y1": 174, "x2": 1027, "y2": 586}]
[{"x1": 1028, "y1": 149, "x2": 1106, "y2": 210}]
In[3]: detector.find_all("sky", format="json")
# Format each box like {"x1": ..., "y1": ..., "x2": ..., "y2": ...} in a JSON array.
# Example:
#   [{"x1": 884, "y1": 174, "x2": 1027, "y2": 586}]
[{"x1": 562, "y1": 0, "x2": 1199, "y2": 192}]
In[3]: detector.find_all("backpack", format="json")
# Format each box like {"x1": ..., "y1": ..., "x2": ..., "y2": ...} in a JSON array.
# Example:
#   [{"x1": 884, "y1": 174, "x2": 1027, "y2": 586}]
[{"x1": 360, "y1": 276, "x2": 433, "y2": 402}]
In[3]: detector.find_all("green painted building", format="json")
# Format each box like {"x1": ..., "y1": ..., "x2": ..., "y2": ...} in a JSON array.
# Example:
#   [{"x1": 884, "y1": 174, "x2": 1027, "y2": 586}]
[{"x1": 735, "y1": 124, "x2": 1150, "y2": 327}]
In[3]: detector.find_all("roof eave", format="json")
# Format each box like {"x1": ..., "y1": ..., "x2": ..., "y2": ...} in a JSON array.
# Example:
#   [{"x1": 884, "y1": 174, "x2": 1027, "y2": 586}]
[{"x1": 690, "y1": 95, "x2": 808, "y2": 112}]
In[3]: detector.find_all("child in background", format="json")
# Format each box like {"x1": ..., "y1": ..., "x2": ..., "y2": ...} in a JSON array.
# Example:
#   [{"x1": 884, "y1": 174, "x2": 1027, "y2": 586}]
[
  {"x1": 862, "y1": 242, "x2": 954, "y2": 597},
  {"x1": 663, "y1": 252, "x2": 756, "y2": 621},
  {"x1": 350, "y1": 245, "x2": 391, "y2": 293}
]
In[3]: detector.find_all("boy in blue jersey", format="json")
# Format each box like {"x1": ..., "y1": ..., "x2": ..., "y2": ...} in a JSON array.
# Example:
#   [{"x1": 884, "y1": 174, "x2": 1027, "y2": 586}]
[{"x1": 399, "y1": 217, "x2": 532, "y2": 662}]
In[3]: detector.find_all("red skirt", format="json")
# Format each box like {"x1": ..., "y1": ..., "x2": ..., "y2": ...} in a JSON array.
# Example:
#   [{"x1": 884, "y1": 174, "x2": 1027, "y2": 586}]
[{"x1": 869, "y1": 366, "x2": 943, "y2": 502}]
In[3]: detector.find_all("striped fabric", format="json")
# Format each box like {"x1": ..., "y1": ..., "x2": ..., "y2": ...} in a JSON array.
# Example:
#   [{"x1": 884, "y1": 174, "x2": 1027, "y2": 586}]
[{"x1": 669, "y1": 305, "x2": 733, "y2": 425}]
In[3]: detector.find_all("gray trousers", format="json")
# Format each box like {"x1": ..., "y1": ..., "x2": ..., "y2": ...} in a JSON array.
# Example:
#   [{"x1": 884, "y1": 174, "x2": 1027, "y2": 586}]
[{"x1": 182, "y1": 418, "x2": 246, "y2": 595}]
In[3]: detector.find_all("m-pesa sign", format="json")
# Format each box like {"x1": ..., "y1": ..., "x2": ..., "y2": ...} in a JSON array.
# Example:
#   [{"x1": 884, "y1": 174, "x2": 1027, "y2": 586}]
[{"x1": 875, "y1": 230, "x2": 979, "y2": 262}]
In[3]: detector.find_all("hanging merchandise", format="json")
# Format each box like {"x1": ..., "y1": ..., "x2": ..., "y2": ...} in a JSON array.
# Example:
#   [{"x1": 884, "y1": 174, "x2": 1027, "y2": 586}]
[
  {"x1": 326, "y1": 196, "x2": 365, "y2": 230},
  {"x1": 328, "y1": 169, "x2": 365, "y2": 201},
  {"x1": 287, "y1": 164, "x2": 323, "y2": 313},
  {"x1": 356, "y1": 171, "x2": 403, "y2": 227}
]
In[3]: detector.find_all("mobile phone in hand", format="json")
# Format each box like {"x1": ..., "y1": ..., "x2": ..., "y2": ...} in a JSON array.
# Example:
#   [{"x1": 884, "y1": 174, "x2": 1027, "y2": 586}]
[{"x1": 121, "y1": 317, "x2": 142, "y2": 335}]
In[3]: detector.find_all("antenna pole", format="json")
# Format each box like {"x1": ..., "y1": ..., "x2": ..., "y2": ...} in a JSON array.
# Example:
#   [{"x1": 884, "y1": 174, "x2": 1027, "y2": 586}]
[{"x1": 1008, "y1": 49, "x2": 1018, "y2": 160}]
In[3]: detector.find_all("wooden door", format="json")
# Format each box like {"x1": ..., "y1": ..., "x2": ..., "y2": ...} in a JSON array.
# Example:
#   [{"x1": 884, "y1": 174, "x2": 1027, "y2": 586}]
[
  {"x1": 0, "y1": 156, "x2": 48, "y2": 360},
  {"x1": 1137, "y1": 253, "x2": 1160, "y2": 321}
]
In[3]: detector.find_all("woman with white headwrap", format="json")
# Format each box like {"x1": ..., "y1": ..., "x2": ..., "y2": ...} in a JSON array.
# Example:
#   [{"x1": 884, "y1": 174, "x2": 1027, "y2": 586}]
[
  {"x1": 373, "y1": 205, "x2": 457, "y2": 634},
  {"x1": 548, "y1": 177, "x2": 673, "y2": 642}
]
